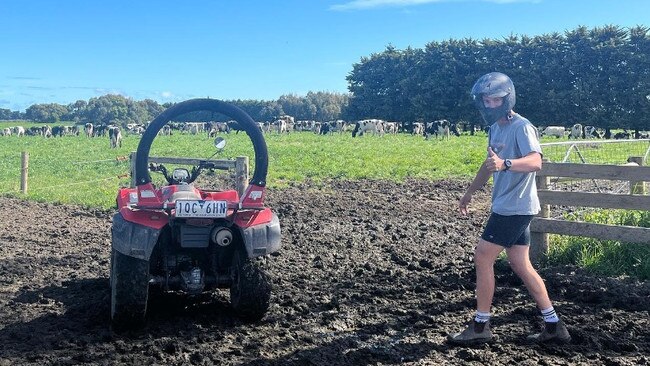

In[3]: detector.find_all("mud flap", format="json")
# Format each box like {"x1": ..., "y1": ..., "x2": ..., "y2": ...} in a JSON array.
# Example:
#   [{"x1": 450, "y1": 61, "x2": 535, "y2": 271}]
[
  {"x1": 111, "y1": 212, "x2": 161, "y2": 260},
  {"x1": 241, "y1": 212, "x2": 281, "y2": 258}
]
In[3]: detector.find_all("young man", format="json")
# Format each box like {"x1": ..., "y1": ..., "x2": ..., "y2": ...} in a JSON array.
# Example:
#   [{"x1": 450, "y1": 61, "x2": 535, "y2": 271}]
[{"x1": 447, "y1": 72, "x2": 570, "y2": 345}]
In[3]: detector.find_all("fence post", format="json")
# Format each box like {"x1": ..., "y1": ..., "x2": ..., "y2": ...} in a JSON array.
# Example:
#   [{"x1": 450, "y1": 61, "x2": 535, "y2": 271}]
[
  {"x1": 627, "y1": 156, "x2": 645, "y2": 195},
  {"x1": 20, "y1": 151, "x2": 29, "y2": 194},
  {"x1": 130, "y1": 151, "x2": 137, "y2": 188},
  {"x1": 235, "y1": 156, "x2": 249, "y2": 198},
  {"x1": 531, "y1": 172, "x2": 550, "y2": 263}
]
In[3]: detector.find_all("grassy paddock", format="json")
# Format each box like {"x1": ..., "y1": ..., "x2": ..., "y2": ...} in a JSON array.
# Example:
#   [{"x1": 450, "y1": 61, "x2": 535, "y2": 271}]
[
  {"x1": 546, "y1": 210, "x2": 650, "y2": 280},
  {"x1": 0, "y1": 132, "x2": 487, "y2": 207}
]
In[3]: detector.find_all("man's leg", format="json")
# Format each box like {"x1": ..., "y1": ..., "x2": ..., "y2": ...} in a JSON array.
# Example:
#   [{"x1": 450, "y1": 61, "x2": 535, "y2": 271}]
[
  {"x1": 506, "y1": 244, "x2": 571, "y2": 343},
  {"x1": 447, "y1": 239, "x2": 503, "y2": 345},
  {"x1": 504, "y1": 245, "x2": 552, "y2": 309},
  {"x1": 475, "y1": 239, "x2": 505, "y2": 312}
]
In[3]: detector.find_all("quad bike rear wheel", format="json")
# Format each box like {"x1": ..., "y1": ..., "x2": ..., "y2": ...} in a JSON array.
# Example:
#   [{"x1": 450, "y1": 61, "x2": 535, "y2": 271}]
[
  {"x1": 110, "y1": 249, "x2": 150, "y2": 330},
  {"x1": 230, "y1": 248, "x2": 272, "y2": 321}
]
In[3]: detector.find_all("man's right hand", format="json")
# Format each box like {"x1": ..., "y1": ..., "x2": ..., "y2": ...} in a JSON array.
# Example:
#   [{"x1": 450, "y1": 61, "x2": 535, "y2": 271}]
[{"x1": 459, "y1": 193, "x2": 472, "y2": 215}]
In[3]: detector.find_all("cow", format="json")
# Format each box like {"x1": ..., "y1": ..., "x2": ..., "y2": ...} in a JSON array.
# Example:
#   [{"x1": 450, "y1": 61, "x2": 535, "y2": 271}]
[
  {"x1": 384, "y1": 122, "x2": 399, "y2": 134},
  {"x1": 51, "y1": 125, "x2": 71, "y2": 137},
  {"x1": 109, "y1": 126, "x2": 122, "y2": 148},
  {"x1": 26, "y1": 126, "x2": 41, "y2": 136},
  {"x1": 352, "y1": 119, "x2": 385, "y2": 137},
  {"x1": 334, "y1": 120, "x2": 348, "y2": 134},
  {"x1": 424, "y1": 120, "x2": 452, "y2": 140},
  {"x1": 161, "y1": 125, "x2": 172, "y2": 136},
  {"x1": 41, "y1": 125, "x2": 52, "y2": 138},
  {"x1": 84, "y1": 123, "x2": 94, "y2": 137},
  {"x1": 411, "y1": 122, "x2": 425, "y2": 136},
  {"x1": 184, "y1": 122, "x2": 204, "y2": 135},
  {"x1": 1, "y1": 127, "x2": 11, "y2": 136},
  {"x1": 584, "y1": 126, "x2": 602, "y2": 139},
  {"x1": 613, "y1": 130, "x2": 631, "y2": 139},
  {"x1": 226, "y1": 120, "x2": 246, "y2": 134},
  {"x1": 541, "y1": 126, "x2": 565, "y2": 138},
  {"x1": 569, "y1": 123, "x2": 583, "y2": 139},
  {"x1": 207, "y1": 122, "x2": 229, "y2": 137},
  {"x1": 272, "y1": 119, "x2": 288, "y2": 134},
  {"x1": 12, "y1": 126, "x2": 25, "y2": 137},
  {"x1": 311, "y1": 121, "x2": 318, "y2": 135},
  {"x1": 94, "y1": 125, "x2": 109, "y2": 137}
]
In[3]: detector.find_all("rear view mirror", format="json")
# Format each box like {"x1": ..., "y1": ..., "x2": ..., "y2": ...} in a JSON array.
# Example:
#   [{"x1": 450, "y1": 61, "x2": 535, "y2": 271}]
[{"x1": 214, "y1": 137, "x2": 226, "y2": 150}]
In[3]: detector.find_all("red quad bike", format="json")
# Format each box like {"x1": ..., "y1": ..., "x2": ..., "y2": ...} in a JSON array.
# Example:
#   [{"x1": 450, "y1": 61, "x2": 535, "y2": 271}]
[{"x1": 110, "y1": 99, "x2": 281, "y2": 330}]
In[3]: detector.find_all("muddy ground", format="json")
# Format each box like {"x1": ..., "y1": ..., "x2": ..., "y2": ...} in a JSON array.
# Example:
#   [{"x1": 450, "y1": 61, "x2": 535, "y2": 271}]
[{"x1": 0, "y1": 179, "x2": 648, "y2": 366}]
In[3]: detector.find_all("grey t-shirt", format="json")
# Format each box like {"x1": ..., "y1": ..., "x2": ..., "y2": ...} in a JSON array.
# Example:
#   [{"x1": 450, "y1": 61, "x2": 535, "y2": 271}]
[{"x1": 488, "y1": 114, "x2": 542, "y2": 215}]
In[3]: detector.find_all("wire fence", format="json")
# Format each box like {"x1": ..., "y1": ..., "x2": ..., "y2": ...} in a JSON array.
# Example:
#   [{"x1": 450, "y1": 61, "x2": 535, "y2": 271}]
[
  {"x1": 0, "y1": 153, "x2": 132, "y2": 206},
  {"x1": 539, "y1": 139, "x2": 650, "y2": 220},
  {"x1": 541, "y1": 139, "x2": 650, "y2": 195}
]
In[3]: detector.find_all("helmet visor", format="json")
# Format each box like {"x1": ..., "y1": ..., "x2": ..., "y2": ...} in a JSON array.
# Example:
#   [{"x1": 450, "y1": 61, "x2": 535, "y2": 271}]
[{"x1": 486, "y1": 91, "x2": 508, "y2": 98}]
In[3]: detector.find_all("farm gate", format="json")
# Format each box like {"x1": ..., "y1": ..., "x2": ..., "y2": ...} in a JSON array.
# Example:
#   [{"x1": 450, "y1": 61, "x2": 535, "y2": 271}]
[{"x1": 530, "y1": 139, "x2": 650, "y2": 262}]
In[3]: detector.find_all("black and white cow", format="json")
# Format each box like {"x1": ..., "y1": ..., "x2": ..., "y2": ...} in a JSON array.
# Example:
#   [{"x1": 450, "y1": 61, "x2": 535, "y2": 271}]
[
  {"x1": 584, "y1": 126, "x2": 602, "y2": 139},
  {"x1": 109, "y1": 126, "x2": 122, "y2": 148},
  {"x1": 613, "y1": 130, "x2": 631, "y2": 139},
  {"x1": 352, "y1": 119, "x2": 385, "y2": 137},
  {"x1": 569, "y1": 123, "x2": 583, "y2": 139},
  {"x1": 424, "y1": 119, "x2": 454, "y2": 140}
]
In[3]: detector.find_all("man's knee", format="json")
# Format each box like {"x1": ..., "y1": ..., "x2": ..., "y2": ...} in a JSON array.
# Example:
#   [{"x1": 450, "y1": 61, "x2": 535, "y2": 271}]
[
  {"x1": 508, "y1": 255, "x2": 535, "y2": 276},
  {"x1": 474, "y1": 239, "x2": 502, "y2": 267}
]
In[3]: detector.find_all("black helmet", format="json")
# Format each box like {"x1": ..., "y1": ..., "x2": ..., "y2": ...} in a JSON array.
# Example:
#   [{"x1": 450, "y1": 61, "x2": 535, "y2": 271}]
[{"x1": 471, "y1": 72, "x2": 516, "y2": 125}]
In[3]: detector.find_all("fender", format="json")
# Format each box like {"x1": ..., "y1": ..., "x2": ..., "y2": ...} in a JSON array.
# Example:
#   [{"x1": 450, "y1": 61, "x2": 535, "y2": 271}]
[{"x1": 111, "y1": 212, "x2": 161, "y2": 260}]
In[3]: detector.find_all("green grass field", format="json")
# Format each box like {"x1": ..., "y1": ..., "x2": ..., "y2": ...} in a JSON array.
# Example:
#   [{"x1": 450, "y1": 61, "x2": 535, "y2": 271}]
[{"x1": 0, "y1": 131, "x2": 488, "y2": 208}]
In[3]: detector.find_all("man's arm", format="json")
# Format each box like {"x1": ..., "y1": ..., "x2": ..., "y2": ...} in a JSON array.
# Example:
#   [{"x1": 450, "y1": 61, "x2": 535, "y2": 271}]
[
  {"x1": 486, "y1": 151, "x2": 542, "y2": 173},
  {"x1": 459, "y1": 161, "x2": 491, "y2": 215}
]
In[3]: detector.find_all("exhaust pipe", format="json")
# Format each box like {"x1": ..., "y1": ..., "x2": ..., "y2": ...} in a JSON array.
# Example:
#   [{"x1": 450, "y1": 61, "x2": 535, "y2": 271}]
[{"x1": 211, "y1": 227, "x2": 233, "y2": 246}]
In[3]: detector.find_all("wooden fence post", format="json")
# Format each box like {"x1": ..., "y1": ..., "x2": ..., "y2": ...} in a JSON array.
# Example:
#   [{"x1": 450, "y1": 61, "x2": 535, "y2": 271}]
[
  {"x1": 531, "y1": 173, "x2": 550, "y2": 263},
  {"x1": 20, "y1": 151, "x2": 29, "y2": 194},
  {"x1": 235, "y1": 156, "x2": 249, "y2": 198},
  {"x1": 627, "y1": 156, "x2": 646, "y2": 195},
  {"x1": 130, "y1": 151, "x2": 137, "y2": 188}
]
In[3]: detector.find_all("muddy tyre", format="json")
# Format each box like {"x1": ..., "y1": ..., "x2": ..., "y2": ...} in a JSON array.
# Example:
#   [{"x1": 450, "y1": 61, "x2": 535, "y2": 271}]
[
  {"x1": 230, "y1": 249, "x2": 271, "y2": 322},
  {"x1": 110, "y1": 249, "x2": 149, "y2": 330}
]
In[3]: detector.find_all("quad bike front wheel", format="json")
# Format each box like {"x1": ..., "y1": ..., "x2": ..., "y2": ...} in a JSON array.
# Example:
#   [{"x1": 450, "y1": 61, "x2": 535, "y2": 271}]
[
  {"x1": 230, "y1": 248, "x2": 272, "y2": 321},
  {"x1": 110, "y1": 249, "x2": 150, "y2": 330}
]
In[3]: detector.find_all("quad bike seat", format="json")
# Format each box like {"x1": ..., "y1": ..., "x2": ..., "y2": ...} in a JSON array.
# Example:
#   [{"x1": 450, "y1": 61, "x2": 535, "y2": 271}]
[{"x1": 166, "y1": 184, "x2": 201, "y2": 202}]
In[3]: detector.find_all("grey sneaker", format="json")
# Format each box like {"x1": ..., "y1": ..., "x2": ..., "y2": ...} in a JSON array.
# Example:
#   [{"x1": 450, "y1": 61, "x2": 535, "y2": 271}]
[
  {"x1": 447, "y1": 320, "x2": 494, "y2": 345},
  {"x1": 527, "y1": 320, "x2": 571, "y2": 344}
]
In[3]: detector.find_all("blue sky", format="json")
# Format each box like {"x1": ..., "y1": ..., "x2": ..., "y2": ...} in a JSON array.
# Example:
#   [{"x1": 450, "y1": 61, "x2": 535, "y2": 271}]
[{"x1": 2, "y1": 0, "x2": 648, "y2": 112}]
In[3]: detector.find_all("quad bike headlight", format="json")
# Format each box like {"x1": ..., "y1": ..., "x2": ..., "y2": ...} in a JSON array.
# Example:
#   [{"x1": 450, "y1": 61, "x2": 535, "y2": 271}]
[{"x1": 172, "y1": 168, "x2": 190, "y2": 183}]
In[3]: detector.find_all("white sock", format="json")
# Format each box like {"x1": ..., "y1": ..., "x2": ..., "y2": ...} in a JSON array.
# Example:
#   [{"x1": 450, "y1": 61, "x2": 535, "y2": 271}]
[
  {"x1": 474, "y1": 311, "x2": 491, "y2": 323},
  {"x1": 541, "y1": 306, "x2": 560, "y2": 323}
]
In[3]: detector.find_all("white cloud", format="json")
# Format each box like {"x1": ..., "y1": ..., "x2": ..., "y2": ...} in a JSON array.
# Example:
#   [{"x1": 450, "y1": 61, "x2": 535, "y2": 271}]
[{"x1": 330, "y1": 0, "x2": 539, "y2": 11}]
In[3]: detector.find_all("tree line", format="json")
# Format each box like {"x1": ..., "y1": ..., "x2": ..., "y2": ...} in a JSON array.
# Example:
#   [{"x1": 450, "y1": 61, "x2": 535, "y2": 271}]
[
  {"x1": 345, "y1": 24, "x2": 650, "y2": 133},
  {"x1": 2, "y1": 25, "x2": 648, "y2": 133},
  {"x1": 0, "y1": 92, "x2": 349, "y2": 127}
]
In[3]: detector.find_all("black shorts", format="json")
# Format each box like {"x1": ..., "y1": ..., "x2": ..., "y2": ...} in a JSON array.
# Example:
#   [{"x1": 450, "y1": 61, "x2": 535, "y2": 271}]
[{"x1": 481, "y1": 213, "x2": 534, "y2": 248}]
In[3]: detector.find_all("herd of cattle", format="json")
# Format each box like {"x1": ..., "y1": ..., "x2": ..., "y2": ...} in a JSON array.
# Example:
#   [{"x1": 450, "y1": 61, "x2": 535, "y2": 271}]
[
  {"x1": 1, "y1": 118, "x2": 648, "y2": 148},
  {"x1": 539, "y1": 123, "x2": 649, "y2": 140}
]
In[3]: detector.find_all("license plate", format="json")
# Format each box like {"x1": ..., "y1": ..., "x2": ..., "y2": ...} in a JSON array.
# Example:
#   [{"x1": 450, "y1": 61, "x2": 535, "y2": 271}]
[{"x1": 175, "y1": 200, "x2": 228, "y2": 218}]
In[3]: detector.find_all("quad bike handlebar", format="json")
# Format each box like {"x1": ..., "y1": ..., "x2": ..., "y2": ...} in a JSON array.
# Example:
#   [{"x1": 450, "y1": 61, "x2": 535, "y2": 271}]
[
  {"x1": 149, "y1": 160, "x2": 226, "y2": 186},
  {"x1": 135, "y1": 99, "x2": 268, "y2": 188}
]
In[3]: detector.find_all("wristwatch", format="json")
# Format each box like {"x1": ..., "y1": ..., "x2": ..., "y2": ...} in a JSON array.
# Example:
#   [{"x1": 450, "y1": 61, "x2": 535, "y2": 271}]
[{"x1": 503, "y1": 159, "x2": 512, "y2": 171}]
